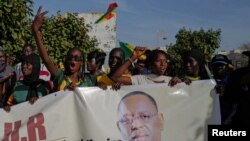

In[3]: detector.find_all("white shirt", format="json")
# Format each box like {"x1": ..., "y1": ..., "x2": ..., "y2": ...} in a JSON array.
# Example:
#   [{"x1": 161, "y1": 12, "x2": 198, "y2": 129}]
[{"x1": 131, "y1": 74, "x2": 172, "y2": 85}]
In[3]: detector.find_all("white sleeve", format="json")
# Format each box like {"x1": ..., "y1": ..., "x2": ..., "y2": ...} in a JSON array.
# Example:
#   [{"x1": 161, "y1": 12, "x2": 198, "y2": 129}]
[{"x1": 131, "y1": 75, "x2": 148, "y2": 85}]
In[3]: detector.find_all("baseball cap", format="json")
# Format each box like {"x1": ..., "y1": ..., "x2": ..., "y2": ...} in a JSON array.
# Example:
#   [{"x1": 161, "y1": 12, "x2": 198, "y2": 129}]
[
  {"x1": 242, "y1": 50, "x2": 250, "y2": 58},
  {"x1": 211, "y1": 54, "x2": 229, "y2": 65}
]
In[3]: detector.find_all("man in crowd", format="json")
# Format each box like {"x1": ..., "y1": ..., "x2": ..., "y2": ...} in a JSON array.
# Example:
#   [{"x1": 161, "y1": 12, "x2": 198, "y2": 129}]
[
  {"x1": 0, "y1": 48, "x2": 16, "y2": 108},
  {"x1": 211, "y1": 54, "x2": 234, "y2": 124},
  {"x1": 117, "y1": 91, "x2": 164, "y2": 141},
  {"x1": 225, "y1": 50, "x2": 250, "y2": 125}
]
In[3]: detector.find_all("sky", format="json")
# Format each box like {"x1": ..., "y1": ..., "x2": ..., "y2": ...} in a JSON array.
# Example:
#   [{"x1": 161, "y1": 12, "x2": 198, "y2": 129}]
[{"x1": 33, "y1": 0, "x2": 250, "y2": 52}]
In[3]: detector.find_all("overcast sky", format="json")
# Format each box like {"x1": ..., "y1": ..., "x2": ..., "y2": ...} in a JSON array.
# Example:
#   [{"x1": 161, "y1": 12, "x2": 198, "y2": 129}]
[{"x1": 33, "y1": 0, "x2": 250, "y2": 52}]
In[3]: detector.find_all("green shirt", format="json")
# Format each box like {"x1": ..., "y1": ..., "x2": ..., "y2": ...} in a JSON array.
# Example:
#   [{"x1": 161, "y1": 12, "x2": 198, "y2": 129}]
[
  {"x1": 8, "y1": 80, "x2": 50, "y2": 105},
  {"x1": 52, "y1": 69, "x2": 94, "y2": 92}
]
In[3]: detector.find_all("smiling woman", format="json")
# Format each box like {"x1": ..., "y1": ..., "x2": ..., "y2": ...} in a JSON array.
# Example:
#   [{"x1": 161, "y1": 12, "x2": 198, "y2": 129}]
[{"x1": 3, "y1": 54, "x2": 51, "y2": 112}]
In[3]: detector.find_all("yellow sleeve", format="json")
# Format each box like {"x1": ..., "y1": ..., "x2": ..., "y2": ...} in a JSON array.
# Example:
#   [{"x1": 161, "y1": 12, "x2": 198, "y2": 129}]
[
  {"x1": 97, "y1": 75, "x2": 113, "y2": 86},
  {"x1": 7, "y1": 94, "x2": 14, "y2": 106}
]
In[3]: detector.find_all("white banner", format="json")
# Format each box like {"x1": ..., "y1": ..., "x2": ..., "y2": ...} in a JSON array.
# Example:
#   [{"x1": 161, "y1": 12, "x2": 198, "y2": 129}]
[{"x1": 0, "y1": 80, "x2": 219, "y2": 141}]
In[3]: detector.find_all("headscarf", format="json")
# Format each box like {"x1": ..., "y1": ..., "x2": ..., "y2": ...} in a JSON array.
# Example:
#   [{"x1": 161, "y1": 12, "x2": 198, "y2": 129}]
[
  {"x1": 185, "y1": 49, "x2": 204, "y2": 66},
  {"x1": 184, "y1": 49, "x2": 209, "y2": 79},
  {"x1": 21, "y1": 53, "x2": 44, "y2": 100}
]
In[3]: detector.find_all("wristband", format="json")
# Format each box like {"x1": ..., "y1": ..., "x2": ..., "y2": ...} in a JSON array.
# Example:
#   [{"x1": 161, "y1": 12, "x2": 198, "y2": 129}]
[{"x1": 128, "y1": 58, "x2": 135, "y2": 68}]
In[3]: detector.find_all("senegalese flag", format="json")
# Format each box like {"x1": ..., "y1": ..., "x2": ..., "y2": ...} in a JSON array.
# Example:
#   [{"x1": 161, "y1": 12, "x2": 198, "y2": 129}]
[
  {"x1": 95, "y1": 2, "x2": 118, "y2": 24},
  {"x1": 120, "y1": 41, "x2": 148, "y2": 61},
  {"x1": 119, "y1": 41, "x2": 135, "y2": 60}
]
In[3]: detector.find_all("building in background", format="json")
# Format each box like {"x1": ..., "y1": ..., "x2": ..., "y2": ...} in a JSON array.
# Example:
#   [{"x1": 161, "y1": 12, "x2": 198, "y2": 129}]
[
  {"x1": 77, "y1": 12, "x2": 117, "y2": 53},
  {"x1": 216, "y1": 50, "x2": 228, "y2": 55},
  {"x1": 215, "y1": 49, "x2": 249, "y2": 69},
  {"x1": 77, "y1": 12, "x2": 117, "y2": 71},
  {"x1": 227, "y1": 49, "x2": 248, "y2": 69},
  {"x1": 157, "y1": 46, "x2": 168, "y2": 52}
]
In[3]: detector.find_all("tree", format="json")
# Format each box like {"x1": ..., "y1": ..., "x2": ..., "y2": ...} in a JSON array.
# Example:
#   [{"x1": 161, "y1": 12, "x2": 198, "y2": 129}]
[
  {"x1": 0, "y1": 0, "x2": 98, "y2": 64},
  {"x1": 0, "y1": 0, "x2": 33, "y2": 56},
  {"x1": 27, "y1": 12, "x2": 98, "y2": 64},
  {"x1": 167, "y1": 27, "x2": 221, "y2": 75}
]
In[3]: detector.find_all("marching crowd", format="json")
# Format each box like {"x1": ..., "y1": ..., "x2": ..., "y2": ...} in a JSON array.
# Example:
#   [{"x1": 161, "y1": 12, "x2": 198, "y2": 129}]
[{"x1": 0, "y1": 7, "x2": 249, "y2": 126}]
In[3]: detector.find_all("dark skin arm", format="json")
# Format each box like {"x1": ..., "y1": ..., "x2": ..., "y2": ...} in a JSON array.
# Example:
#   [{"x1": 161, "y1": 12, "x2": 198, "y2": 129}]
[
  {"x1": 3, "y1": 96, "x2": 38, "y2": 113},
  {"x1": 3, "y1": 105, "x2": 11, "y2": 112},
  {"x1": 32, "y1": 6, "x2": 58, "y2": 77},
  {"x1": 215, "y1": 84, "x2": 225, "y2": 96},
  {"x1": 111, "y1": 82, "x2": 122, "y2": 91},
  {"x1": 0, "y1": 72, "x2": 14, "y2": 83},
  {"x1": 168, "y1": 76, "x2": 183, "y2": 87},
  {"x1": 110, "y1": 47, "x2": 147, "y2": 85},
  {"x1": 29, "y1": 97, "x2": 39, "y2": 105},
  {"x1": 97, "y1": 82, "x2": 108, "y2": 90},
  {"x1": 181, "y1": 78, "x2": 192, "y2": 85}
]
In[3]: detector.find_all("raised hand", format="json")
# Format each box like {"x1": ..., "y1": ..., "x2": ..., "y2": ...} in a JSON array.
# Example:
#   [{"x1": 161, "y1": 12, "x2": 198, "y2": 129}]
[
  {"x1": 32, "y1": 6, "x2": 59, "y2": 78},
  {"x1": 131, "y1": 46, "x2": 148, "y2": 61},
  {"x1": 32, "y1": 6, "x2": 48, "y2": 32}
]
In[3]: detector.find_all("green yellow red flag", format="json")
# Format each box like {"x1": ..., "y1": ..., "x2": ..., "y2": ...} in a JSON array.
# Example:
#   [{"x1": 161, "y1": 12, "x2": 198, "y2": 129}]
[
  {"x1": 95, "y1": 2, "x2": 118, "y2": 24},
  {"x1": 119, "y1": 41, "x2": 134, "y2": 60}
]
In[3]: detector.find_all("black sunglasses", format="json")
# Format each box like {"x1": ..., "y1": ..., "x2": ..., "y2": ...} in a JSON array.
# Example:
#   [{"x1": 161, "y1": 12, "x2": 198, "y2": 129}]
[{"x1": 67, "y1": 55, "x2": 83, "y2": 61}]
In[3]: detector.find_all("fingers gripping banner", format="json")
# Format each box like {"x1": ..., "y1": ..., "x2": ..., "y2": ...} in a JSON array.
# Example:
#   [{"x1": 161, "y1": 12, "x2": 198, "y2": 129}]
[{"x1": 0, "y1": 80, "x2": 219, "y2": 141}]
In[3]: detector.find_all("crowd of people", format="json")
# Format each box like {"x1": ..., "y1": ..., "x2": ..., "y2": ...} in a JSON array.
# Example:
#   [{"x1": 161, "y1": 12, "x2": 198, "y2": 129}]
[{"x1": 0, "y1": 7, "x2": 249, "y2": 126}]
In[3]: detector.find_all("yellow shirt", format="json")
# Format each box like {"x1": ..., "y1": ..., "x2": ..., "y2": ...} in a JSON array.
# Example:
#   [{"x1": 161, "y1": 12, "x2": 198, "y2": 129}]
[
  {"x1": 97, "y1": 73, "x2": 131, "y2": 86},
  {"x1": 185, "y1": 75, "x2": 201, "y2": 81}
]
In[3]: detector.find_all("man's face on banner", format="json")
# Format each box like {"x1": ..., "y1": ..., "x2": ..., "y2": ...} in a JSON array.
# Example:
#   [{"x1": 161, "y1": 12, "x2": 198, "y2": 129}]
[{"x1": 117, "y1": 94, "x2": 164, "y2": 141}]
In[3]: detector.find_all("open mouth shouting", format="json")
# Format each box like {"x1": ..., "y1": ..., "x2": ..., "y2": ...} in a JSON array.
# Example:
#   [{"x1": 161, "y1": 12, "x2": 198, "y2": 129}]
[{"x1": 67, "y1": 61, "x2": 80, "y2": 73}]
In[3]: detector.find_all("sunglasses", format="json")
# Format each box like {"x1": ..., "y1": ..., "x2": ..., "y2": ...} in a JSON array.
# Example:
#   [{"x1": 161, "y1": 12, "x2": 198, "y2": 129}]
[{"x1": 66, "y1": 55, "x2": 83, "y2": 61}]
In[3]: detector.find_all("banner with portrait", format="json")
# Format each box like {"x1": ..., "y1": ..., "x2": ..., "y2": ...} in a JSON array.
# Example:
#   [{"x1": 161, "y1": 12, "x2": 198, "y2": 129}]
[{"x1": 0, "y1": 80, "x2": 219, "y2": 141}]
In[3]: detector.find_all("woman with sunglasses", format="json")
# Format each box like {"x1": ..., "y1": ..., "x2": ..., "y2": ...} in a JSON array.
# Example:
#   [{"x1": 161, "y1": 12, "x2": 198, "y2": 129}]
[{"x1": 32, "y1": 7, "x2": 94, "y2": 92}]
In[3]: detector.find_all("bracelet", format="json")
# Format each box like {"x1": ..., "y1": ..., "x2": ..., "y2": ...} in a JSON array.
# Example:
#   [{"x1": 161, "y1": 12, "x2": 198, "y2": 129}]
[{"x1": 128, "y1": 58, "x2": 135, "y2": 68}]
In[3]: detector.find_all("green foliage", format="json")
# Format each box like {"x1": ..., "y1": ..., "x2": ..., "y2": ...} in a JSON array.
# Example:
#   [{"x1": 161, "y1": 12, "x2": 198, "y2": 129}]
[
  {"x1": 0, "y1": 0, "x2": 33, "y2": 57},
  {"x1": 0, "y1": 0, "x2": 98, "y2": 64},
  {"x1": 167, "y1": 27, "x2": 221, "y2": 75},
  {"x1": 27, "y1": 12, "x2": 99, "y2": 64}
]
